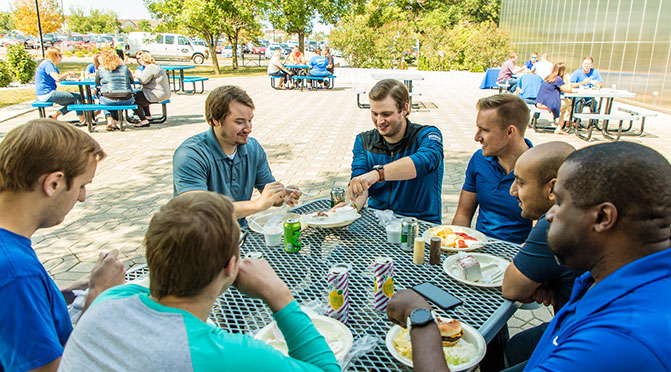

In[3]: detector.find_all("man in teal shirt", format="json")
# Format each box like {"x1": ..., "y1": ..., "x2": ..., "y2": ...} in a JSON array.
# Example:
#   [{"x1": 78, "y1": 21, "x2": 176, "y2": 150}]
[{"x1": 59, "y1": 192, "x2": 340, "y2": 372}]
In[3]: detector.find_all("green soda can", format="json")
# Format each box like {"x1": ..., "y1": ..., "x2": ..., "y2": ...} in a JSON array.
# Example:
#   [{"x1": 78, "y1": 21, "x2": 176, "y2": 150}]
[{"x1": 283, "y1": 218, "x2": 302, "y2": 252}]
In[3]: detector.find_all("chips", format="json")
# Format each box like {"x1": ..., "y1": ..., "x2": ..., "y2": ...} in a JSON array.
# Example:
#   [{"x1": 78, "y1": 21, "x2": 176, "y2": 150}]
[
  {"x1": 392, "y1": 327, "x2": 476, "y2": 366},
  {"x1": 428, "y1": 226, "x2": 478, "y2": 248}
]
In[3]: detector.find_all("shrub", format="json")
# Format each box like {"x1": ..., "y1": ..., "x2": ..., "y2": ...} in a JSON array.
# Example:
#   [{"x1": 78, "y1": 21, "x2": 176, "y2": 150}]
[
  {"x1": 74, "y1": 50, "x2": 85, "y2": 58},
  {"x1": 0, "y1": 60, "x2": 12, "y2": 87},
  {"x1": 6, "y1": 44, "x2": 36, "y2": 84},
  {"x1": 63, "y1": 50, "x2": 74, "y2": 57}
]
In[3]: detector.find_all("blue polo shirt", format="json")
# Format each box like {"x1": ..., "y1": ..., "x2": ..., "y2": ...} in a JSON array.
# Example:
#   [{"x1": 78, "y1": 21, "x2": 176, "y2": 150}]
[
  {"x1": 462, "y1": 139, "x2": 533, "y2": 243},
  {"x1": 0, "y1": 228, "x2": 72, "y2": 372},
  {"x1": 34, "y1": 60, "x2": 58, "y2": 97},
  {"x1": 570, "y1": 68, "x2": 603, "y2": 88},
  {"x1": 524, "y1": 248, "x2": 671, "y2": 371},
  {"x1": 172, "y1": 128, "x2": 276, "y2": 226}
]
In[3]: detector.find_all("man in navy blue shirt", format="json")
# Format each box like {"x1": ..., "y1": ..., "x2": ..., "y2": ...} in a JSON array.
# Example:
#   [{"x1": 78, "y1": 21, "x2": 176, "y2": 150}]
[
  {"x1": 0, "y1": 119, "x2": 125, "y2": 372},
  {"x1": 502, "y1": 141, "x2": 581, "y2": 371},
  {"x1": 452, "y1": 94, "x2": 532, "y2": 243},
  {"x1": 173, "y1": 86, "x2": 301, "y2": 226},
  {"x1": 347, "y1": 79, "x2": 444, "y2": 224}
]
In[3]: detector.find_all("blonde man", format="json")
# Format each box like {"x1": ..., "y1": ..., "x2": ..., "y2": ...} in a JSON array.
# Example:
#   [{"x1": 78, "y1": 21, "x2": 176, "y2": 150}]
[
  {"x1": 0, "y1": 119, "x2": 125, "y2": 372},
  {"x1": 34, "y1": 47, "x2": 86, "y2": 124}
]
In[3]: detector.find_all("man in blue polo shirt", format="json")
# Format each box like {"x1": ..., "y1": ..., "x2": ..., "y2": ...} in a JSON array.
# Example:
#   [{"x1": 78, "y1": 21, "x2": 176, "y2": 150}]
[
  {"x1": 173, "y1": 86, "x2": 301, "y2": 226},
  {"x1": 347, "y1": 79, "x2": 444, "y2": 224},
  {"x1": 452, "y1": 94, "x2": 532, "y2": 243},
  {"x1": 570, "y1": 56, "x2": 603, "y2": 113},
  {"x1": 520, "y1": 142, "x2": 671, "y2": 371}
]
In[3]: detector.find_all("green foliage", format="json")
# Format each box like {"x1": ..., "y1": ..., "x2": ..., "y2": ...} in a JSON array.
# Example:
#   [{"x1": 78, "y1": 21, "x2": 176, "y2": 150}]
[
  {"x1": 0, "y1": 11, "x2": 15, "y2": 32},
  {"x1": 73, "y1": 50, "x2": 85, "y2": 58},
  {"x1": 6, "y1": 44, "x2": 36, "y2": 84},
  {"x1": 67, "y1": 7, "x2": 120, "y2": 33},
  {"x1": 418, "y1": 21, "x2": 511, "y2": 72},
  {"x1": 0, "y1": 60, "x2": 13, "y2": 87},
  {"x1": 137, "y1": 19, "x2": 152, "y2": 32}
]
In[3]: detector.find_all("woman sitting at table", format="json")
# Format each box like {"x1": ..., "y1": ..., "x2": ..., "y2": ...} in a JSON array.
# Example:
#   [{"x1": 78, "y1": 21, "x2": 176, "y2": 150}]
[
  {"x1": 535, "y1": 63, "x2": 573, "y2": 134},
  {"x1": 34, "y1": 47, "x2": 86, "y2": 124},
  {"x1": 267, "y1": 49, "x2": 293, "y2": 89},
  {"x1": 84, "y1": 52, "x2": 101, "y2": 79},
  {"x1": 308, "y1": 48, "x2": 330, "y2": 89},
  {"x1": 133, "y1": 52, "x2": 171, "y2": 127},
  {"x1": 95, "y1": 50, "x2": 135, "y2": 131},
  {"x1": 284, "y1": 46, "x2": 306, "y2": 65}
]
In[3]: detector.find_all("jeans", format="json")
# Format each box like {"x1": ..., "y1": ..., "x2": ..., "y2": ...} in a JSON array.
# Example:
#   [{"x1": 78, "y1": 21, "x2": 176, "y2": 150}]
[
  {"x1": 574, "y1": 97, "x2": 599, "y2": 113},
  {"x1": 501, "y1": 77, "x2": 518, "y2": 92},
  {"x1": 501, "y1": 322, "x2": 551, "y2": 372},
  {"x1": 46, "y1": 90, "x2": 83, "y2": 116},
  {"x1": 99, "y1": 96, "x2": 135, "y2": 121}
]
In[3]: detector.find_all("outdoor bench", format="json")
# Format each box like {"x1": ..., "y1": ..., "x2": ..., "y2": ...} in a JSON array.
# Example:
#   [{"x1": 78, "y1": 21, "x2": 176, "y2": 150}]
[
  {"x1": 125, "y1": 100, "x2": 171, "y2": 124},
  {"x1": 574, "y1": 112, "x2": 641, "y2": 141},
  {"x1": 182, "y1": 77, "x2": 208, "y2": 94},
  {"x1": 292, "y1": 75, "x2": 336, "y2": 91},
  {"x1": 617, "y1": 107, "x2": 657, "y2": 136},
  {"x1": 527, "y1": 103, "x2": 556, "y2": 132},
  {"x1": 32, "y1": 100, "x2": 54, "y2": 118},
  {"x1": 67, "y1": 104, "x2": 138, "y2": 132}
]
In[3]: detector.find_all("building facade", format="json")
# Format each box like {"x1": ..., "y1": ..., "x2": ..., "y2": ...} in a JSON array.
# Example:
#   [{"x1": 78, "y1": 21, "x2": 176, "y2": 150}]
[{"x1": 500, "y1": 0, "x2": 671, "y2": 110}]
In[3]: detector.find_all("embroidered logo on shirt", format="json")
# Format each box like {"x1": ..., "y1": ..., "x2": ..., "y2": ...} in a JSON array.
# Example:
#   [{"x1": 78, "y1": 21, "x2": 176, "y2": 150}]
[
  {"x1": 427, "y1": 133, "x2": 442, "y2": 142},
  {"x1": 552, "y1": 336, "x2": 559, "y2": 346}
]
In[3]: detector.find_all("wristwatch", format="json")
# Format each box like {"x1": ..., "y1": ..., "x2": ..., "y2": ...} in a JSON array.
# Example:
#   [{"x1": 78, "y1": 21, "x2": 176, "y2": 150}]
[
  {"x1": 408, "y1": 308, "x2": 435, "y2": 328},
  {"x1": 372, "y1": 165, "x2": 385, "y2": 183}
]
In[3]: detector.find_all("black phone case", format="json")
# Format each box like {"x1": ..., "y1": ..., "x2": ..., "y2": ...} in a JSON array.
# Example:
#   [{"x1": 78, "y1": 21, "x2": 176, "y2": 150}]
[{"x1": 412, "y1": 282, "x2": 463, "y2": 310}]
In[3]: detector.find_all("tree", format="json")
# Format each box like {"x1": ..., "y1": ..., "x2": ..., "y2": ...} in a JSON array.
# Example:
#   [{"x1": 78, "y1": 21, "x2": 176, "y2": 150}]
[
  {"x1": 146, "y1": 0, "x2": 265, "y2": 72},
  {"x1": 12, "y1": 0, "x2": 62, "y2": 36},
  {"x1": 67, "y1": 7, "x2": 120, "y2": 33},
  {"x1": 267, "y1": 0, "x2": 360, "y2": 53},
  {"x1": 0, "y1": 12, "x2": 15, "y2": 32},
  {"x1": 137, "y1": 19, "x2": 152, "y2": 32}
]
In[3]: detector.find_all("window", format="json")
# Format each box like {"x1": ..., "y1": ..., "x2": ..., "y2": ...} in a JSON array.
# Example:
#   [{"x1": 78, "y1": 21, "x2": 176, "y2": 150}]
[
  {"x1": 178, "y1": 36, "x2": 190, "y2": 46},
  {"x1": 164, "y1": 35, "x2": 175, "y2": 45}
]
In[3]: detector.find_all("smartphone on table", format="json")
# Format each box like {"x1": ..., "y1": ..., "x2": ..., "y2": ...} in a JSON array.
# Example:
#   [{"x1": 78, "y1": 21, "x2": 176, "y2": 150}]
[{"x1": 412, "y1": 282, "x2": 463, "y2": 311}]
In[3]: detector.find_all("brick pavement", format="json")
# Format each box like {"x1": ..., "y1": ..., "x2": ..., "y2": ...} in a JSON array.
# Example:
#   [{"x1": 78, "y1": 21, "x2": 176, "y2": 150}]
[{"x1": 2, "y1": 72, "x2": 670, "y2": 340}]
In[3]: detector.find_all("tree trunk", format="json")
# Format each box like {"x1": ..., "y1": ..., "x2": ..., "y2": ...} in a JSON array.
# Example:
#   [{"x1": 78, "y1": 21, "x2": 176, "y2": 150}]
[
  {"x1": 231, "y1": 28, "x2": 240, "y2": 70},
  {"x1": 298, "y1": 31, "x2": 305, "y2": 54},
  {"x1": 210, "y1": 43, "x2": 221, "y2": 75}
]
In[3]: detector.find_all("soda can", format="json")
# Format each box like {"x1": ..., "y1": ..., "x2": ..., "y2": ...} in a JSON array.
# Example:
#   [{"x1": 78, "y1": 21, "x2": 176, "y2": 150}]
[
  {"x1": 245, "y1": 251, "x2": 263, "y2": 259},
  {"x1": 327, "y1": 263, "x2": 350, "y2": 322},
  {"x1": 400, "y1": 217, "x2": 418, "y2": 251},
  {"x1": 330, "y1": 187, "x2": 346, "y2": 207},
  {"x1": 373, "y1": 257, "x2": 394, "y2": 312},
  {"x1": 283, "y1": 218, "x2": 302, "y2": 253}
]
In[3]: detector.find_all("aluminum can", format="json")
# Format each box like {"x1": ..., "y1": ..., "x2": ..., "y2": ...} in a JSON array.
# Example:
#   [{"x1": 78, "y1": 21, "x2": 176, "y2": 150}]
[
  {"x1": 400, "y1": 217, "x2": 418, "y2": 251},
  {"x1": 373, "y1": 257, "x2": 394, "y2": 312},
  {"x1": 327, "y1": 263, "x2": 350, "y2": 322},
  {"x1": 330, "y1": 187, "x2": 346, "y2": 207},
  {"x1": 283, "y1": 218, "x2": 302, "y2": 253},
  {"x1": 244, "y1": 251, "x2": 263, "y2": 259}
]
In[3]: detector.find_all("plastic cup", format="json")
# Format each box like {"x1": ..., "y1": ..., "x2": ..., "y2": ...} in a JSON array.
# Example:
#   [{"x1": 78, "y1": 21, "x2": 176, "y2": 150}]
[
  {"x1": 386, "y1": 224, "x2": 401, "y2": 244},
  {"x1": 263, "y1": 226, "x2": 283, "y2": 247}
]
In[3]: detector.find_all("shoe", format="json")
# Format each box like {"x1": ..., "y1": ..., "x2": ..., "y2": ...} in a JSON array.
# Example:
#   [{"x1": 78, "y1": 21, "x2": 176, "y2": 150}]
[
  {"x1": 106, "y1": 125, "x2": 115, "y2": 131},
  {"x1": 48, "y1": 114, "x2": 58, "y2": 120},
  {"x1": 133, "y1": 122, "x2": 150, "y2": 128},
  {"x1": 74, "y1": 121, "x2": 88, "y2": 127}
]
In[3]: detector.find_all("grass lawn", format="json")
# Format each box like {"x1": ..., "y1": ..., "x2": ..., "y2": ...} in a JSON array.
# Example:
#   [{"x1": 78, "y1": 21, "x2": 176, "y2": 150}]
[{"x1": 0, "y1": 62, "x2": 265, "y2": 109}]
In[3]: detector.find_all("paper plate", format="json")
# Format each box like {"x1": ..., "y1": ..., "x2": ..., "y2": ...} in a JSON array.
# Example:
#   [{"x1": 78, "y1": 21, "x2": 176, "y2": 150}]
[
  {"x1": 248, "y1": 212, "x2": 301, "y2": 234},
  {"x1": 255, "y1": 314, "x2": 353, "y2": 363},
  {"x1": 386, "y1": 319, "x2": 486, "y2": 371},
  {"x1": 422, "y1": 225, "x2": 488, "y2": 252},
  {"x1": 299, "y1": 207, "x2": 360, "y2": 228},
  {"x1": 443, "y1": 253, "x2": 510, "y2": 288}
]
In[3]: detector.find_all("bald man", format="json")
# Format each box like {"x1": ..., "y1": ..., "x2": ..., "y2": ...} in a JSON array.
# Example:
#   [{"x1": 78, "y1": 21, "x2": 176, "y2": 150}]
[{"x1": 502, "y1": 141, "x2": 581, "y2": 371}]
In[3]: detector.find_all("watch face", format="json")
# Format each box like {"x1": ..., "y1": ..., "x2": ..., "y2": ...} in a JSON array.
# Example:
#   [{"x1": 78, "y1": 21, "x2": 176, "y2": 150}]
[{"x1": 411, "y1": 308, "x2": 433, "y2": 326}]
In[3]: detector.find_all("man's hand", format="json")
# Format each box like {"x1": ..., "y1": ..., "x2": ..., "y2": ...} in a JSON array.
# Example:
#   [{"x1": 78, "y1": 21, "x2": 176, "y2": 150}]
[
  {"x1": 257, "y1": 181, "x2": 285, "y2": 210},
  {"x1": 281, "y1": 184, "x2": 302, "y2": 207},
  {"x1": 234, "y1": 258, "x2": 294, "y2": 313},
  {"x1": 532, "y1": 284, "x2": 557, "y2": 307},
  {"x1": 347, "y1": 171, "x2": 378, "y2": 201},
  {"x1": 88, "y1": 249, "x2": 126, "y2": 294},
  {"x1": 387, "y1": 289, "x2": 432, "y2": 328}
]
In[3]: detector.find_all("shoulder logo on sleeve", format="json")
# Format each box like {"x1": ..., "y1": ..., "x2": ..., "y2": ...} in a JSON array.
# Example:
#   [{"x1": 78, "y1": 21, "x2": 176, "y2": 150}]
[{"x1": 427, "y1": 133, "x2": 442, "y2": 142}]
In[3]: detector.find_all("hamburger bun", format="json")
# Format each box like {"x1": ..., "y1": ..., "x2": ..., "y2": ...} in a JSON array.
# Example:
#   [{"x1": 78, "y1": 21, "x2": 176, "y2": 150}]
[{"x1": 438, "y1": 318, "x2": 463, "y2": 347}]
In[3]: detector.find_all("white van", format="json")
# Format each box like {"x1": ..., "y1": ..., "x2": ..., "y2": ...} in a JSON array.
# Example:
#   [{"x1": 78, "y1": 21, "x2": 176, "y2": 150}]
[{"x1": 127, "y1": 32, "x2": 209, "y2": 64}]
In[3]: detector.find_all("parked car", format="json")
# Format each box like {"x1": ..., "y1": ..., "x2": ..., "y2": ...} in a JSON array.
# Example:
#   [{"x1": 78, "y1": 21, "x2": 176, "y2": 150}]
[
  {"x1": 127, "y1": 32, "x2": 209, "y2": 64},
  {"x1": 279, "y1": 43, "x2": 292, "y2": 55},
  {"x1": 221, "y1": 45, "x2": 242, "y2": 58},
  {"x1": 307, "y1": 40, "x2": 318, "y2": 52},
  {"x1": 251, "y1": 44, "x2": 266, "y2": 55},
  {"x1": 1, "y1": 34, "x2": 28, "y2": 47},
  {"x1": 56, "y1": 34, "x2": 91, "y2": 50},
  {"x1": 27, "y1": 33, "x2": 57, "y2": 49},
  {"x1": 331, "y1": 48, "x2": 343, "y2": 58},
  {"x1": 265, "y1": 43, "x2": 288, "y2": 59}
]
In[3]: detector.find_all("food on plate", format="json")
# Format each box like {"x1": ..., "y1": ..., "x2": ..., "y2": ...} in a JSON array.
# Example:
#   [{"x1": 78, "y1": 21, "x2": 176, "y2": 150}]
[
  {"x1": 392, "y1": 319, "x2": 477, "y2": 366},
  {"x1": 428, "y1": 226, "x2": 478, "y2": 248},
  {"x1": 455, "y1": 255, "x2": 482, "y2": 282},
  {"x1": 264, "y1": 316, "x2": 349, "y2": 359},
  {"x1": 438, "y1": 318, "x2": 464, "y2": 347},
  {"x1": 314, "y1": 211, "x2": 329, "y2": 217}
]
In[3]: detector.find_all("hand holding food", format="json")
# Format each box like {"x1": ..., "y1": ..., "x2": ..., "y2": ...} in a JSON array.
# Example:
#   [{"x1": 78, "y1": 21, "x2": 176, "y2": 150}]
[
  {"x1": 347, "y1": 171, "x2": 378, "y2": 200},
  {"x1": 281, "y1": 184, "x2": 302, "y2": 207},
  {"x1": 234, "y1": 258, "x2": 293, "y2": 312},
  {"x1": 257, "y1": 181, "x2": 285, "y2": 210}
]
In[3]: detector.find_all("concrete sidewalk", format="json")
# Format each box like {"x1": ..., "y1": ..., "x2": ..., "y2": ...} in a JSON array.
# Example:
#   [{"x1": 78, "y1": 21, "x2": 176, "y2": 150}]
[{"x1": 2, "y1": 71, "x2": 670, "y2": 339}]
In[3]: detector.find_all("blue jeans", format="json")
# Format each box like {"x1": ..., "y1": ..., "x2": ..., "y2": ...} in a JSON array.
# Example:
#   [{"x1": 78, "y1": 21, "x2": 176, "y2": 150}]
[
  {"x1": 501, "y1": 322, "x2": 551, "y2": 372},
  {"x1": 45, "y1": 90, "x2": 83, "y2": 116},
  {"x1": 501, "y1": 77, "x2": 518, "y2": 92},
  {"x1": 99, "y1": 96, "x2": 135, "y2": 121}
]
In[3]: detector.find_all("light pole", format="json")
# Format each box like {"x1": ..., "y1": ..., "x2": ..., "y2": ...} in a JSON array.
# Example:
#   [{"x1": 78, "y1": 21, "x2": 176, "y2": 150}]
[{"x1": 35, "y1": 0, "x2": 45, "y2": 58}]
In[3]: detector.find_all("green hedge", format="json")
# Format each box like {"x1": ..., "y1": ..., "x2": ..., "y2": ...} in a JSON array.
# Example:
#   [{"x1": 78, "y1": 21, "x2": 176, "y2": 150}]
[
  {"x1": 0, "y1": 60, "x2": 12, "y2": 87},
  {"x1": 6, "y1": 44, "x2": 36, "y2": 84}
]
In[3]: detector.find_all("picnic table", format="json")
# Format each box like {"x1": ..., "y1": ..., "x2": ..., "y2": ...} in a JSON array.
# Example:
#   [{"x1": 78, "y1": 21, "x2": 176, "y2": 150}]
[
  {"x1": 160, "y1": 65, "x2": 196, "y2": 93},
  {"x1": 125, "y1": 199, "x2": 521, "y2": 371},
  {"x1": 371, "y1": 73, "x2": 424, "y2": 109},
  {"x1": 565, "y1": 88, "x2": 637, "y2": 141},
  {"x1": 59, "y1": 79, "x2": 98, "y2": 132}
]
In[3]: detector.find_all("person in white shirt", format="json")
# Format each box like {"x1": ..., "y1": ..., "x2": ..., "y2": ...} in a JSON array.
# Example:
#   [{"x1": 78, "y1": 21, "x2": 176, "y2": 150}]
[{"x1": 532, "y1": 54, "x2": 554, "y2": 80}]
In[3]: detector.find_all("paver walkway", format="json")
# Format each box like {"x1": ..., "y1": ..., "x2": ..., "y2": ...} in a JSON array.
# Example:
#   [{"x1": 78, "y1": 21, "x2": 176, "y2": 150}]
[{"x1": 2, "y1": 72, "x2": 670, "y2": 339}]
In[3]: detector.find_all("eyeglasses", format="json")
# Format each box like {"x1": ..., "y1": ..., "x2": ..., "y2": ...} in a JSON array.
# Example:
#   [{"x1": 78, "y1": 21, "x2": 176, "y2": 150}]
[{"x1": 531, "y1": 56, "x2": 537, "y2": 59}]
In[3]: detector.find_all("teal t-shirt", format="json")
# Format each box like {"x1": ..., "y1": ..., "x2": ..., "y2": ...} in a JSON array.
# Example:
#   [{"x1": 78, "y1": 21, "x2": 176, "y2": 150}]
[{"x1": 59, "y1": 284, "x2": 340, "y2": 372}]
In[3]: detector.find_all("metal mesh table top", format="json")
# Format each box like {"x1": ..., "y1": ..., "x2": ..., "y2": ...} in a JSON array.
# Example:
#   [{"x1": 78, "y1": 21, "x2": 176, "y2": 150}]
[{"x1": 126, "y1": 199, "x2": 521, "y2": 371}]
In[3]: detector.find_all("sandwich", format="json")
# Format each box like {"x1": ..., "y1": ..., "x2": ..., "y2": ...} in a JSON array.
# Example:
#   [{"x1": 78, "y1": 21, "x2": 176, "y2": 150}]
[{"x1": 438, "y1": 318, "x2": 463, "y2": 347}]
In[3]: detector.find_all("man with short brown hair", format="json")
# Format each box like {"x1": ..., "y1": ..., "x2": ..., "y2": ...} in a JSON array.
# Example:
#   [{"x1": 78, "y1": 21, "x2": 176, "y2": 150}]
[
  {"x1": 0, "y1": 119, "x2": 125, "y2": 372},
  {"x1": 173, "y1": 85, "x2": 301, "y2": 226},
  {"x1": 59, "y1": 192, "x2": 340, "y2": 372},
  {"x1": 348, "y1": 79, "x2": 444, "y2": 223},
  {"x1": 452, "y1": 94, "x2": 532, "y2": 243}
]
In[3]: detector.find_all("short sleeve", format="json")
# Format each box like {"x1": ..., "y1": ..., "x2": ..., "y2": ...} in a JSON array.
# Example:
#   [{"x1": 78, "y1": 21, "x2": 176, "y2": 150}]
[
  {"x1": 173, "y1": 145, "x2": 210, "y2": 196},
  {"x1": 570, "y1": 70, "x2": 580, "y2": 83},
  {"x1": 462, "y1": 153, "x2": 478, "y2": 193},
  {"x1": 44, "y1": 62, "x2": 58, "y2": 75},
  {"x1": 253, "y1": 145, "x2": 275, "y2": 191},
  {"x1": 85, "y1": 64, "x2": 95, "y2": 74},
  {"x1": 553, "y1": 77, "x2": 565, "y2": 90},
  {"x1": 513, "y1": 220, "x2": 565, "y2": 284},
  {"x1": 0, "y1": 276, "x2": 68, "y2": 371}
]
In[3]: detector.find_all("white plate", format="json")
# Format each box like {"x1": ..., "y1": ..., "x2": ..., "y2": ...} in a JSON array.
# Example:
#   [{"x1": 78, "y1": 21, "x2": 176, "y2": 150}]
[
  {"x1": 299, "y1": 207, "x2": 360, "y2": 228},
  {"x1": 248, "y1": 212, "x2": 301, "y2": 234},
  {"x1": 422, "y1": 225, "x2": 489, "y2": 252},
  {"x1": 255, "y1": 314, "x2": 353, "y2": 363},
  {"x1": 443, "y1": 253, "x2": 510, "y2": 288},
  {"x1": 386, "y1": 319, "x2": 486, "y2": 371}
]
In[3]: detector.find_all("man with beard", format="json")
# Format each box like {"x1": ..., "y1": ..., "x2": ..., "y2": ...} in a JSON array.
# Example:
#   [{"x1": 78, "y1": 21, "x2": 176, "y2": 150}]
[
  {"x1": 347, "y1": 79, "x2": 444, "y2": 223},
  {"x1": 452, "y1": 94, "x2": 532, "y2": 243},
  {"x1": 172, "y1": 86, "x2": 301, "y2": 226},
  {"x1": 386, "y1": 142, "x2": 671, "y2": 372}
]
